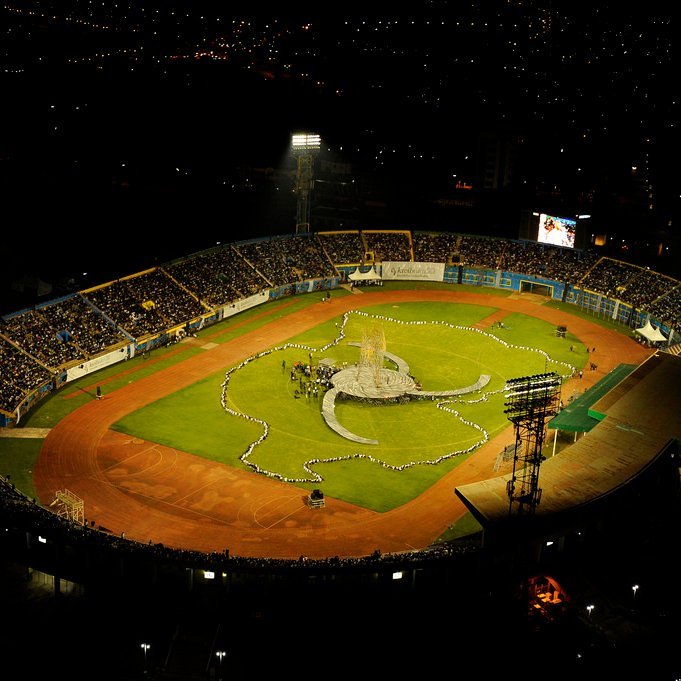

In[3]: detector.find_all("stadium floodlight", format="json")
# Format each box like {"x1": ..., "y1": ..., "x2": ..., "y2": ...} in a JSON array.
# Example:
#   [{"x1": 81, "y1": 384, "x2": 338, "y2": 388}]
[
  {"x1": 216, "y1": 650, "x2": 227, "y2": 681},
  {"x1": 291, "y1": 132, "x2": 321, "y2": 151},
  {"x1": 291, "y1": 131, "x2": 321, "y2": 234}
]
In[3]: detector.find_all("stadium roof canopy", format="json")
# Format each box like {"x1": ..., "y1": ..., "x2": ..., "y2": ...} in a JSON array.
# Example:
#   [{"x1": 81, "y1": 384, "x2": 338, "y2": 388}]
[
  {"x1": 548, "y1": 363, "x2": 638, "y2": 433},
  {"x1": 455, "y1": 352, "x2": 681, "y2": 527}
]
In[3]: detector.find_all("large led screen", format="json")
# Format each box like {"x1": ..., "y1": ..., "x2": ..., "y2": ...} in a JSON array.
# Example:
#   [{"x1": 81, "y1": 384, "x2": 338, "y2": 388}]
[{"x1": 537, "y1": 213, "x2": 576, "y2": 248}]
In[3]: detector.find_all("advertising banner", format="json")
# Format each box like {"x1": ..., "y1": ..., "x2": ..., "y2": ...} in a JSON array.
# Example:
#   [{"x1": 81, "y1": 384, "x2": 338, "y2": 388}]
[
  {"x1": 381, "y1": 261, "x2": 445, "y2": 282},
  {"x1": 65, "y1": 345, "x2": 131, "y2": 382}
]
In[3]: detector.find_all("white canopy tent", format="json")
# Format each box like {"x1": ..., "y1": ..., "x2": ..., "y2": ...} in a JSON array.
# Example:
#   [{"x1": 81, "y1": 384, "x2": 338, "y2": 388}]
[
  {"x1": 635, "y1": 319, "x2": 667, "y2": 343},
  {"x1": 348, "y1": 266, "x2": 382, "y2": 282}
]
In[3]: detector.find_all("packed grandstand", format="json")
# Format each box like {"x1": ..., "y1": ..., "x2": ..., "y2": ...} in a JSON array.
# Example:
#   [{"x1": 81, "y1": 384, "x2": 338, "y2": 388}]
[
  {"x1": 3, "y1": 229, "x2": 681, "y2": 680},
  {"x1": 1, "y1": 230, "x2": 679, "y2": 423}
]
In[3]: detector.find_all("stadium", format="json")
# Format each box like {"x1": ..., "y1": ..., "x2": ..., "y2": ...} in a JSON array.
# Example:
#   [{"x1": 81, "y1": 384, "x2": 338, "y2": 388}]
[{"x1": 2, "y1": 229, "x2": 681, "y2": 679}]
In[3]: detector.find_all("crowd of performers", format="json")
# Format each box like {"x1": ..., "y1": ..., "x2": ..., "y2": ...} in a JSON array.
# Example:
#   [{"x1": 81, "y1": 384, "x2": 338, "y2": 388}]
[{"x1": 286, "y1": 358, "x2": 339, "y2": 401}]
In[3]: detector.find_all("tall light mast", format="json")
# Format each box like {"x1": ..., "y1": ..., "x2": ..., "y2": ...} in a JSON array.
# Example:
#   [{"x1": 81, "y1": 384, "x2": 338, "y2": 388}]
[{"x1": 291, "y1": 132, "x2": 321, "y2": 235}]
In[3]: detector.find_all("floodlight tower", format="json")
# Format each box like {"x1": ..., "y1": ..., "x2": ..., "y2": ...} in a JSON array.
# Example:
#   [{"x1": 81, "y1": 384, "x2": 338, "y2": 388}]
[
  {"x1": 504, "y1": 373, "x2": 562, "y2": 516},
  {"x1": 291, "y1": 132, "x2": 321, "y2": 235}
]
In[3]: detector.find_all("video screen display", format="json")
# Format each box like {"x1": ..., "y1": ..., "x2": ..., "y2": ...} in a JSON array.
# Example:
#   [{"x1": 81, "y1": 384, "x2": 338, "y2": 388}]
[{"x1": 537, "y1": 213, "x2": 576, "y2": 248}]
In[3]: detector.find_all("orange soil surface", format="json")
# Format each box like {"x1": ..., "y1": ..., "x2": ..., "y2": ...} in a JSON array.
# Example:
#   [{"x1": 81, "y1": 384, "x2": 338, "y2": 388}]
[{"x1": 34, "y1": 290, "x2": 653, "y2": 559}]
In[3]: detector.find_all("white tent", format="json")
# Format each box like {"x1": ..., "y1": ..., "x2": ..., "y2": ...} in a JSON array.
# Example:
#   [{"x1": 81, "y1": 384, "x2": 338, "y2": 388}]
[
  {"x1": 348, "y1": 266, "x2": 382, "y2": 282},
  {"x1": 635, "y1": 319, "x2": 666, "y2": 343}
]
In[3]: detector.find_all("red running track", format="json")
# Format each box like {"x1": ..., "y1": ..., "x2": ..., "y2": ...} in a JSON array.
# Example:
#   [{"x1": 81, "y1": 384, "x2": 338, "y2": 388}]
[{"x1": 33, "y1": 290, "x2": 653, "y2": 559}]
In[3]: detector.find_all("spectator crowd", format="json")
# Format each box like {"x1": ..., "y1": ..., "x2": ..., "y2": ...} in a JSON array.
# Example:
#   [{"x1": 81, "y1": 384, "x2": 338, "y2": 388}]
[{"x1": 2, "y1": 230, "x2": 681, "y2": 416}]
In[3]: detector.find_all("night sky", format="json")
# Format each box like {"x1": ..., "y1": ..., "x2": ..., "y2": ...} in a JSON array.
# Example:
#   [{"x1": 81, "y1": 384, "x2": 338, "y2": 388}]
[{"x1": 0, "y1": 1, "x2": 676, "y2": 313}]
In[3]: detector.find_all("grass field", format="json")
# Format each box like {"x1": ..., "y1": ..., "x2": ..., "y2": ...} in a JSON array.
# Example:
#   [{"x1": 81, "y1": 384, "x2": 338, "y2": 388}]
[
  {"x1": 112, "y1": 300, "x2": 584, "y2": 512},
  {"x1": 0, "y1": 281, "x2": 638, "y2": 546}
]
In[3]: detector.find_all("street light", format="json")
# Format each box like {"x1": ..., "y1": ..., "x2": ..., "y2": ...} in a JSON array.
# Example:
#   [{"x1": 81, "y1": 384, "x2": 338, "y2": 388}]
[
  {"x1": 632, "y1": 584, "x2": 639, "y2": 599},
  {"x1": 141, "y1": 643, "x2": 150, "y2": 674},
  {"x1": 586, "y1": 604, "x2": 594, "y2": 617}
]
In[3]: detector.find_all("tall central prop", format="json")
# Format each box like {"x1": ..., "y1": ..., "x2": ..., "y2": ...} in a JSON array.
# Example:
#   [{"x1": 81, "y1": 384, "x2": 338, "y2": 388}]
[{"x1": 358, "y1": 321, "x2": 386, "y2": 388}]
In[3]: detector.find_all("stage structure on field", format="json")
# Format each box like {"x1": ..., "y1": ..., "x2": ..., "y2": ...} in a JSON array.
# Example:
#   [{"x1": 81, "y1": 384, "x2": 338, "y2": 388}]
[
  {"x1": 358, "y1": 321, "x2": 386, "y2": 388},
  {"x1": 291, "y1": 132, "x2": 321, "y2": 235},
  {"x1": 50, "y1": 488, "x2": 85, "y2": 525},
  {"x1": 322, "y1": 318, "x2": 491, "y2": 445},
  {"x1": 504, "y1": 373, "x2": 562, "y2": 516}
]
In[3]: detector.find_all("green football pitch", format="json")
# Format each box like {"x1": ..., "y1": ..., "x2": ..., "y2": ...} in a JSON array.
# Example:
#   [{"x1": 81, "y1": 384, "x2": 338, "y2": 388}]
[{"x1": 112, "y1": 300, "x2": 582, "y2": 512}]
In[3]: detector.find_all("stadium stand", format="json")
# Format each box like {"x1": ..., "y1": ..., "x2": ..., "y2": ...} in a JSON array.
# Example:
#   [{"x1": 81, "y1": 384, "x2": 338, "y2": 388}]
[
  {"x1": 362, "y1": 229, "x2": 412, "y2": 262},
  {"x1": 317, "y1": 230, "x2": 365, "y2": 264},
  {"x1": 3, "y1": 230, "x2": 681, "y2": 680},
  {"x1": 37, "y1": 295, "x2": 129, "y2": 357},
  {"x1": 234, "y1": 234, "x2": 336, "y2": 288},
  {"x1": 578, "y1": 258, "x2": 643, "y2": 300},
  {"x1": 648, "y1": 284, "x2": 681, "y2": 334},
  {"x1": 3, "y1": 230, "x2": 681, "y2": 423},
  {"x1": 1, "y1": 308, "x2": 86, "y2": 369},
  {"x1": 458, "y1": 234, "x2": 507, "y2": 269},
  {"x1": 84, "y1": 268, "x2": 205, "y2": 338},
  {"x1": 0, "y1": 336, "x2": 52, "y2": 413},
  {"x1": 166, "y1": 245, "x2": 269, "y2": 308},
  {"x1": 412, "y1": 231, "x2": 459, "y2": 263}
]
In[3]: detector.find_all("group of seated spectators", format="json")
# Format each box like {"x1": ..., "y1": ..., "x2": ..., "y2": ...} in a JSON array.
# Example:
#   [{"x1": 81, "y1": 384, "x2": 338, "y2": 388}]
[
  {"x1": 457, "y1": 234, "x2": 508, "y2": 269},
  {"x1": 648, "y1": 285, "x2": 681, "y2": 329},
  {"x1": 84, "y1": 270, "x2": 205, "y2": 339},
  {"x1": 135, "y1": 269, "x2": 206, "y2": 326},
  {"x1": 497, "y1": 239, "x2": 599, "y2": 285},
  {"x1": 625, "y1": 268, "x2": 678, "y2": 312},
  {"x1": 362, "y1": 230, "x2": 412, "y2": 262},
  {"x1": 85, "y1": 278, "x2": 169, "y2": 339},
  {"x1": 3, "y1": 229, "x2": 681, "y2": 417},
  {"x1": 412, "y1": 231, "x2": 460, "y2": 263},
  {"x1": 580, "y1": 258, "x2": 641, "y2": 300},
  {"x1": 0, "y1": 338, "x2": 52, "y2": 413},
  {"x1": 235, "y1": 235, "x2": 337, "y2": 288},
  {"x1": 167, "y1": 245, "x2": 268, "y2": 309},
  {"x1": 317, "y1": 230, "x2": 365, "y2": 264},
  {"x1": 39, "y1": 295, "x2": 128, "y2": 358},
  {"x1": 0, "y1": 308, "x2": 85, "y2": 369}
]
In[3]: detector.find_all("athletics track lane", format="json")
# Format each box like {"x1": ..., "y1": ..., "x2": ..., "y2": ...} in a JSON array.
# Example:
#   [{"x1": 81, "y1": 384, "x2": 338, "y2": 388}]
[{"x1": 34, "y1": 290, "x2": 654, "y2": 559}]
